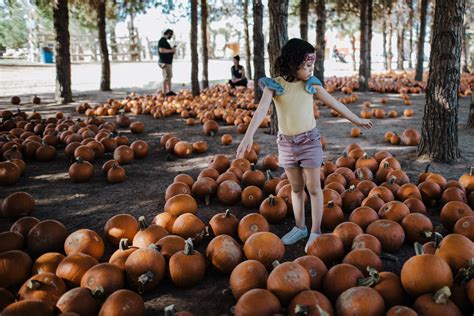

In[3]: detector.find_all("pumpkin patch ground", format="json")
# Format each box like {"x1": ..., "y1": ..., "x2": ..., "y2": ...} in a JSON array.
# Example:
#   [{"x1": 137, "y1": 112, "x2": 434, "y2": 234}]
[{"x1": 0, "y1": 86, "x2": 473, "y2": 315}]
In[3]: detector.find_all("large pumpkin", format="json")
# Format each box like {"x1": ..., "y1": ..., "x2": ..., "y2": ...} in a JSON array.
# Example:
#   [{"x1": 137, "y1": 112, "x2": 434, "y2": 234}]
[
  {"x1": 56, "y1": 287, "x2": 102, "y2": 316},
  {"x1": 32, "y1": 252, "x2": 65, "y2": 275},
  {"x1": 103, "y1": 214, "x2": 139, "y2": 247},
  {"x1": 230, "y1": 260, "x2": 268, "y2": 300},
  {"x1": 98, "y1": 289, "x2": 145, "y2": 316},
  {"x1": 169, "y1": 239, "x2": 206, "y2": 287},
  {"x1": 0, "y1": 250, "x2": 32, "y2": 288},
  {"x1": 124, "y1": 246, "x2": 166, "y2": 293},
  {"x1": 206, "y1": 235, "x2": 243, "y2": 274},
  {"x1": 164, "y1": 194, "x2": 198, "y2": 217},
  {"x1": 2, "y1": 192, "x2": 35, "y2": 219},
  {"x1": 234, "y1": 289, "x2": 281, "y2": 316},
  {"x1": 80, "y1": 263, "x2": 125, "y2": 297},
  {"x1": 267, "y1": 261, "x2": 311, "y2": 305},
  {"x1": 27, "y1": 220, "x2": 68, "y2": 257},
  {"x1": 18, "y1": 272, "x2": 67, "y2": 309},
  {"x1": 335, "y1": 286, "x2": 385, "y2": 316},
  {"x1": 243, "y1": 232, "x2": 284, "y2": 268},
  {"x1": 56, "y1": 253, "x2": 98, "y2": 288},
  {"x1": 64, "y1": 229, "x2": 105, "y2": 261},
  {"x1": 435, "y1": 233, "x2": 474, "y2": 272}
]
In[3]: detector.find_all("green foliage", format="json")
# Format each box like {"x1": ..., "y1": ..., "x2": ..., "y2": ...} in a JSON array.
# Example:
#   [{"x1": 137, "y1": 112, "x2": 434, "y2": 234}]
[{"x1": 0, "y1": 0, "x2": 28, "y2": 48}]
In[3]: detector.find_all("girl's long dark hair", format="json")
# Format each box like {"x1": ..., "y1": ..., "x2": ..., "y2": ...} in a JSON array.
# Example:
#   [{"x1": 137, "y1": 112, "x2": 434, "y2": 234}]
[{"x1": 274, "y1": 38, "x2": 315, "y2": 81}]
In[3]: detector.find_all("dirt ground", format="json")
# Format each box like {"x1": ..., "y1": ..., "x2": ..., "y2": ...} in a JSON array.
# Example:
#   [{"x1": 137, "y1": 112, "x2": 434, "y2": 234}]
[{"x1": 0, "y1": 86, "x2": 473, "y2": 315}]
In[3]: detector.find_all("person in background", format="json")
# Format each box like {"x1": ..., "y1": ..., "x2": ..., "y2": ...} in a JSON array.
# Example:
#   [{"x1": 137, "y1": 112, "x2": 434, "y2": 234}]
[
  {"x1": 157, "y1": 29, "x2": 177, "y2": 96},
  {"x1": 228, "y1": 55, "x2": 248, "y2": 89}
]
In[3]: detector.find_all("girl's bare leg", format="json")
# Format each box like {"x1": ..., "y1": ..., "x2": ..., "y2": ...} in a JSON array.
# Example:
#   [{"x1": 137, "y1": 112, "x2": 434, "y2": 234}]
[
  {"x1": 284, "y1": 167, "x2": 306, "y2": 228},
  {"x1": 302, "y1": 167, "x2": 323, "y2": 234}
]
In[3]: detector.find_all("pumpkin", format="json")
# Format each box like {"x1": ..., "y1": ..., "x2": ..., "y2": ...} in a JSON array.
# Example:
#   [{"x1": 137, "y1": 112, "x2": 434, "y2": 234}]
[
  {"x1": 231, "y1": 158, "x2": 251, "y2": 173},
  {"x1": 0, "y1": 250, "x2": 32, "y2": 288},
  {"x1": 172, "y1": 213, "x2": 206, "y2": 243},
  {"x1": 333, "y1": 222, "x2": 363, "y2": 251},
  {"x1": 335, "y1": 286, "x2": 385, "y2": 316},
  {"x1": 459, "y1": 167, "x2": 474, "y2": 193},
  {"x1": 453, "y1": 215, "x2": 474, "y2": 240},
  {"x1": 259, "y1": 194, "x2": 288, "y2": 224},
  {"x1": 0, "y1": 288, "x2": 15, "y2": 312},
  {"x1": 287, "y1": 290, "x2": 334, "y2": 316},
  {"x1": 98, "y1": 289, "x2": 145, "y2": 316},
  {"x1": 440, "y1": 201, "x2": 472, "y2": 231},
  {"x1": 155, "y1": 235, "x2": 185, "y2": 260},
  {"x1": 293, "y1": 255, "x2": 328, "y2": 291},
  {"x1": 349, "y1": 206, "x2": 379, "y2": 230},
  {"x1": 173, "y1": 174, "x2": 194, "y2": 189},
  {"x1": 366, "y1": 219, "x2": 405, "y2": 252},
  {"x1": 130, "y1": 121, "x2": 145, "y2": 134},
  {"x1": 412, "y1": 286, "x2": 463, "y2": 316},
  {"x1": 18, "y1": 272, "x2": 67, "y2": 309},
  {"x1": 306, "y1": 233, "x2": 345, "y2": 266},
  {"x1": 31, "y1": 252, "x2": 64, "y2": 276},
  {"x1": 56, "y1": 253, "x2": 98, "y2": 288},
  {"x1": 74, "y1": 145, "x2": 95, "y2": 162},
  {"x1": 335, "y1": 152, "x2": 356, "y2": 170},
  {"x1": 80, "y1": 263, "x2": 125, "y2": 297},
  {"x1": 378, "y1": 201, "x2": 410, "y2": 223},
  {"x1": 234, "y1": 288, "x2": 281, "y2": 316},
  {"x1": 241, "y1": 185, "x2": 264, "y2": 208},
  {"x1": 56, "y1": 287, "x2": 102, "y2": 316},
  {"x1": 132, "y1": 216, "x2": 168, "y2": 248},
  {"x1": 0, "y1": 161, "x2": 21, "y2": 185},
  {"x1": 202, "y1": 120, "x2": 219, "y2": 136},
  {"x1": 241, "y1": 164, "x2": 265, "y2": 188},
  {"x1": 208, "y1": 154, "x2": 230, "y2": 173},
  {"x1": 356, "y1": 180, "x2": 377, "y2": 196},
  {"x1": 192, "y1": 141, "x2": 208, "y2": 154},
  {"x1": 174, "y1": 141, "x2": 193, "y2": 158},
  {"x1": 261, "y1": 154, "x2": 279, "y2": 171},
  {"x1": 130, "y1": 140, "x2": 149, "y2": 159},
  {"x1": 151, "y1": 212, "x2": 176, "y2": 233},
  {"x1": 435, "y1": 233, "x2": 474, "y2": 272},
  {"x1": 1, "y1": 300, "x2": 53, "y2": 316},
  {"x1": 221, "y1": 134, "x2": 233, "y2": 145},
  {"x1": 169, "y1": 238, "x2": 206, "y2": 287},
  {"x1": 64, "y1": 229, "x2": 105, "y2": 261},
  {"x1": 2, "y1": 192, "x2": 35, "y2": 219},
  {"x1": 322, "y1": 263, "x2": 365, "y2": 302},
  {"x1": 230, "y1": 260, "x2": 268, "y2": 300},
  {"x1": 341, "y1": 185, "x2": 365, "y2": 212},
  {"x1": 27, "y1": 219, "x2": 68, "y2": 257},
  {"x1": 124, "y1": 245, "x2": 165, "y2": 293},
  {"x1": 85, "y1": 140, "x2": 105, "y2": 158},
  {"x1": 216, "y1": 171, "x2": 239, "y2": 185},
  {"x1": 69, "y1": 158, "x2": 94, "y2": 183},
  {"x1": 418, "y1": 180, "x2": 442, "y2": 206},
  {"x1": 404, "y1": 197, "x2": 428, "y2": 215},
  {"x1": 401, "y1": 213, "x2": 433, "y2": 243},
  {"x1": 368, "y1": 186, "x2": 395, "y2": 203},
  {"x1": 355, "y1": 154, "x2": 378, "y2": 173},
  {"x1": 206, "y1": 235, "x2": 243, "y2": 274},
  {"x1": 397, "y1": 183, "x2": 422, "y2": 201},
  {"x1": 108, "y1": 238, "x2": 138, "y2": 269},
  {"x1": 103, "y1": 214, "x2": 139, "y2": 247},
  {"x1": 324, "y1": 172, "x2": 347, "y2": 187},
  {"x1": 243, "y1": 232, "x2": 284, "y2": 268},
  {"x1": 107, "y1": 163, "x2": 126, "y2": 183},
  {"x1": 209, "y1": 209, "x2": 239, "y2": 236},
  {"x1": 267, "y1": 261, "x2": 311, "y2": 305},
  {"x1": 351, "y1": 233, "x2": 382, "y2": 255},
  {"x1": 441, "y1": 187, "x2": 467, "y2": 204},
  {"x1": 358, "y1": 268, "x2": 407, "y2": 308},
  {"x1": 113, "y1": 145, "x2": 134, "y2": 164},
  {"x1": 116, "y1": 113, "x2": 131, "y2": 128},
  {"x1": 361, "y1": 195, "x2": 385, "y2": 212},
  {"x1": 238, "y1": 213, "x2": 270, "y2": 243},
  {"x1": 191, "y1": 177, "x2": 217, "y2": 204},
  {"x1": 164, "y1": 194, "x2": 198, "y2": 217},
  {"x1": 198, "y1": 168, "x2": 219, "y2": 180},
  {"x1": 343, "y1": 248, "x2": 383, "y2": 275},
  {"x1": 400, "y1": 243, "x2": 453, "y2": 297},
  {"x1": 35, "y1": 142, "x2": 57, "y2": 162},
  {"x1": 401, "y1": 128, "x2": 421, "y2": 146},
  {"x1": 217, "y1": 180, "x2": 242, "y2": 205}
]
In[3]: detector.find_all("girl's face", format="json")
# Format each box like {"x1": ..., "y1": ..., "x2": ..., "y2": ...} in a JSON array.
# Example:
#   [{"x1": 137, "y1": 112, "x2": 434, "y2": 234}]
[{"x1": 296, "y1": 59, "x2": 314, "y2": 81}]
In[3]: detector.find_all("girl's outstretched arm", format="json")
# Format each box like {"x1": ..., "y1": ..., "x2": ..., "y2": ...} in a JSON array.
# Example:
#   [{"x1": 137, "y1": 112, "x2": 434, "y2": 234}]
[
  {"x1": 236, "y1": 87, "x2": 274, "y2": 158},
  {"x1": 315, "y1": 85, "x2": 373, "y2": 129}
]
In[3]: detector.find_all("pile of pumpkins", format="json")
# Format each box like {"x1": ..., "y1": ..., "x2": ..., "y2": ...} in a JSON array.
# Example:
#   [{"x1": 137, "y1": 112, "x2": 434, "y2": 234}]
[{"x1": 0, "y1": 109, "x2": 149, "y2": 186}]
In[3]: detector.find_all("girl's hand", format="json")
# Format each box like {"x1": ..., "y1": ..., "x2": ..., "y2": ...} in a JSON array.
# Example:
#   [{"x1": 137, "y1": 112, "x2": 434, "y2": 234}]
[
  {"x1": 356, "y1": 118, "x2": 374, "y2": 129},
  {"x1": 236, "y1": 136, "x2": 253, "y2": 158}
]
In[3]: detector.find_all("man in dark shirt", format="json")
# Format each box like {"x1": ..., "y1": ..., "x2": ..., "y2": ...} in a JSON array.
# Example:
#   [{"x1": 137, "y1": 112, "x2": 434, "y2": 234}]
[{"x1": 157, "y1": 29, "x2": 177, "y2": 96}]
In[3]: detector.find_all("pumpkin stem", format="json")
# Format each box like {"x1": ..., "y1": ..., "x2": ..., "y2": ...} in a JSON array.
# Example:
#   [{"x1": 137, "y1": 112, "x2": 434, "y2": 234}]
[
  {"x1": 454, "y1": 258, "x2": 474, "y2": 285},
  {"x1": 424, "y1": 231, "x2": 444, "y2": 248},
  {"x1": 266, "y1": 169, "x2": 274, "y2": 180},
  {"x1": 348, "y1": 184, "x2": 356, "y2": 191},
  {"x1": 424, "y1": 163, "x2": 431, "y2": 173},
  {"x1": 342, "y1": 150, "x2": 348, "y2": 157},
  {"x1": 388, "y1": 175, "x2": 397, "y2": 184},
  {"x1": 138, "y1": 216, "x2": 149, "y2": 230},
  {"x1": 432, "y1": 286, "x2": 451, "y2": 304},
  {"x1": 315, "y1": 305, "x2": 330, "y2": 316},
  {"x1": 27, "y1": 279, "x2": 43, "y2": 290},
  {"x1": 383, "y1": 161, "x2": 390, "y2": 169},
  {"x1": 119, "y1": 238, "x2": 129, "y2": 250},
  {"x1": 294, "y1": 304, "x2": 309, "y2": 315},
  {"x1": 184, "y1": 238, "x2": 194, "y2": 255},
  {"x1": 327, "y1": 200, "x2": 334, "y2": 208},
  {"x1": 470, "y1": 166, "x2": 474, "y2": 176},
  {"x1": 380, "y1": 252, "x2": 400, "y2": 263},
  {"x1": 272, "y1": 260, "x2": 280, "y2": 269},
  {"x1": 268, "y1": 195, "x2": 275, "y2": 207},
  {"x1": 224, "y1": 209, "x2": 231, "y2": 217},
  {"x1": 204, "y1": 194, "x2": 210, "y2": 206},
  {"x1": 137, "y1": 271, "x2": 154, "y2": 294},
  {"x1": 414, "y1": 242, "x2": 424, "y2": 255},
  {"x1": 164, "y1": 304, "x2": 176, "y2": 316},
  {"x1": 91, "y1": 286, "x2": 105, "y2": 298},
  {"x1": 357, "y1": 267, "x2": 380, "y2": 287}
]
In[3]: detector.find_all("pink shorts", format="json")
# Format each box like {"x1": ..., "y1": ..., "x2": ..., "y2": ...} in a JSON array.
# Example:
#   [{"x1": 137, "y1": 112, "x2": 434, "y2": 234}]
[{"x1": 277, "y1": 127, "x2": 323, "y2": 169}]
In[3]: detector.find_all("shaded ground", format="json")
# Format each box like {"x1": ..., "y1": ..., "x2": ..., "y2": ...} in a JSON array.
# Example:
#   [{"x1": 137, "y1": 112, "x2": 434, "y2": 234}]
[{"x1": 0, "y1": 87, "x2": 472, "y2": 315}]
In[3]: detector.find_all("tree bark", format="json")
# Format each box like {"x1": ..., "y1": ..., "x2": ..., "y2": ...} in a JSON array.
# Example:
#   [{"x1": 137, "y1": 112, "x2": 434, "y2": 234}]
[
  {"x1": 268, "y1": 0, "x2": 288, "y2": 135},
  {"x1": 387, "y1": 2, "x2": 393, "y2": 71},
  {"x1": 415, "y1": 0, "x2": 428, "y2": 81},
  {"x1": 300, "y1": 0, "x2": 309, "y2": 41},
  {"x1": 407, "y1": 0, "x2": 414, "y2": 68},
  {"x1": 417, "y1": 0, "x2": 465, "y2": 163},
  {"x1": 359, "y1": 0, "x2": 371, "y2": 91},
  {"x1": 190, "y1": 0, "x2": 200, "y2": 96},
  {"x1": 461, "y1": 22, "x2": 470, "y2": 73},
  {"x1": 244, "y1": 0, "x2": 252, "y2": 80},
  {"x1": 53, "y1": 0, "x2": 73, "y2": 103},
  {"x1": 468, "y1": 93, "x2": 474, "y2": 127},
  {"x1": 314, "y1": 0, "x2": 325, "y2": 85},
  {"x1": 200, "y1": 0, "x2": 209, "y2": 89},
  {"x1": 98, "y1": 0, "x2": 110, "y2": 91},
  {"x1": 253, "y1": 0, "x2": 265, "y2": 103},
  {"x1": 396, "y1": 12, "x2": 405, "y2": 70},
  {"x1": 110, "y1": 22, "x2": 118, "y2": 61},
  {"x1": 368, "y1": 0, "x2": 372, "y2": 79}
]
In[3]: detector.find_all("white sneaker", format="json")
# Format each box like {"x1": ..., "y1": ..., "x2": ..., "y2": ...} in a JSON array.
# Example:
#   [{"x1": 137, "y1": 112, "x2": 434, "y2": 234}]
[
  {"x1": 281, "y1": 226, "x2": 308, "y2": 245},
  {"x1": 305, "y1": 232, "x2": 321, "y2": 253}
]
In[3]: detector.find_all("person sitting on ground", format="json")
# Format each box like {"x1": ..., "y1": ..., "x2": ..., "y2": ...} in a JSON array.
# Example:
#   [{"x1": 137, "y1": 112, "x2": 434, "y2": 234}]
[{"x1": 228, "y1": 55, "x2": 248, "y2": 88}]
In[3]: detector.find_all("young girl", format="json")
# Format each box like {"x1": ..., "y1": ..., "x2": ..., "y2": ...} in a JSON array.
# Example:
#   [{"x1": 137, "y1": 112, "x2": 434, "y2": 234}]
[{"x1": 236, "y1": 38, "x2": 373, "y2": 252}]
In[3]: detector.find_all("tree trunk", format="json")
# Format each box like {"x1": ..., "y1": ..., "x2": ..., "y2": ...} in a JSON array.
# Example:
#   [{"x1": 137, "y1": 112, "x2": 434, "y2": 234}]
[
  {"x1": 396, "y1": 12, "x2": 405, "y2": 70},
  {"x1": 461, "y1": 22, "x2": 470, "y2": 73},
  {"x1": 314, "y1": 0, "x2": 325, "y2": 85},
  {"x1": 417, "y1": 0, "x2": 465, "y2": 163},
  {"x1": 359, "y1": 0, "x2": 371, "y2": 91},
  {"x1": 387, "y1": 2, "x2": 393, "y2": 71},
  {"x1": 190, "y1": 0, "x2": 200, "y2": 97},
  {"x1": 351, "y1": 35, "x2": 357, "y2": 72},
  {"x1": 300, "y1": 0, "x2": 309, "y2": 41},
  {"x1": 244, "y1": 0, "x2": 252, "y2": 80},
  {"x1": 407, "y1": 0, "x2": 414, "y2": 68},
  {"x1": 468, "y1": 93, "x2": 474, "y2": 128},
  {"x1": 368, "y1": 0, "x2": 372, "y2": 79},
  {"x1": 383, "y1": 18, "x2": 388, "y2": 70},
  {"x1": 110, "y1": 22, "x2": 118, "y2": 61},
  {"x1": 97, "y1": 0, "x2": 110, "y2": 91},
  {"x1": 53, "y1": 0, "x2": 73, "y2": 103},
  {"x1": 253, "y1": 0, "x2": 265, "y2": 103},
  {"x1": 415, "y1": 0, "x2": 428, "y2": 81},
  {"x1": 200, "y1": 0, "x2": 209, "y2": 89},
  {"x1": 268, "y1": 0, "x2": 289, "y2": 135}
]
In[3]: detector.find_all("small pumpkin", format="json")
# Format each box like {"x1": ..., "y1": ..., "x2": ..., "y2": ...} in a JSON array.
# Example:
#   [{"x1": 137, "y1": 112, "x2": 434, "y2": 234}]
[
  {"x1": 172, "y1": 213, "x2": 206, "y2": 243},
  {"x1": 238, "y1": 213, "x2": 270, "y2": 243},
  {"x1": 0, "y1": 250, "x2": 32, "y2": 288},
  {"x1": 98, "y1": 289, "x2": 145, "y2": 316},
  {"x1": 243, "y1": 232, "x2": 285, "y2": 268},
  {"x1": 56, "y1": 287, "x2": 102, "y2": 316},
  {"x1": 230, "y1": 260, "x2": 268, "y2": 300},
  {"x1": 56, "y1": 253, "x2": 98, "y2": 288},
  {"x1": 335, "y1": 286, "x2": 386, "y2": 316},
  {"x1": 69, "y1": 158, "x2": 94, "y2": 183},
  {"x1": 259, "y1": 194, "x2": 288, "y2": 224},
  {"x1": 169, "y1": 238, "x2": 206, "y2": 287},
  {"x1": 130, "y1": 140, "x2": 149, "y2": 159},
  {"x1": 293, "y1": 255, "x2": 328, "y2": 290},
  {"x1": 124, "y1": 245, "x2": 166, "y2": 293},
  {"x1": 64, "y1": 228, "x2": 105, "y2": 261},
  {"x1": 206, "y1": 235, "x2": 243, "y2": 274},
  {"x1": 209, "y1": 209, "x2": 239, "y2": 237},
  {"x1": 2, "y1": 191, "x2": 35, "y2": 219},
  {"x1": 27, "y1": 219, "x2": 68, "y2": 257},
  {"x1": 164, "y1": 194, "x2": 198, "y2": 217},
  {"x1": 80, "y1": 263, "x2": 125, "y2": 297},
  {"x1": 322, "y1": 263, "x2": 364, "y2": 302},
  {"x1": 103, "y1": 214, "x2": 140, "y2": 247},
  {"x1": 234, "y1": 289, "x2": 281, "y2": 316},
  {"x1": 18, "y1": 272, "x2": 67, "y2": 309},
  {"x1": 132, "y1": 216, "x2": 168, "y2": 248},
  {"x1": 32, "y1": 252, "x2": 65, "y2": 275},
  {"x1": 267, "y1": 261, "x2": 311, "y2": 305},
  {"x1": 113, "y1": 145, "x2": 134, "y2": 164}
]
